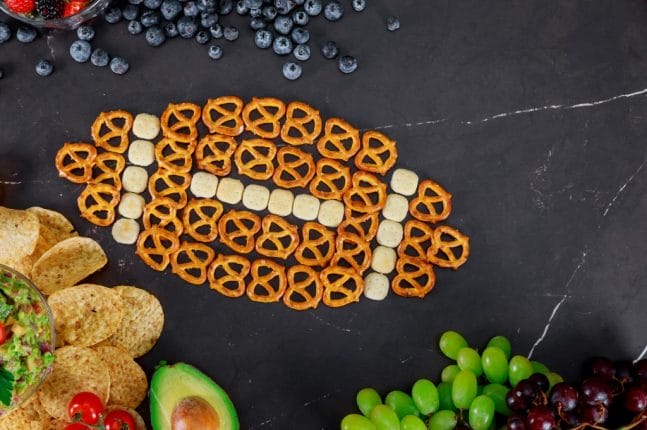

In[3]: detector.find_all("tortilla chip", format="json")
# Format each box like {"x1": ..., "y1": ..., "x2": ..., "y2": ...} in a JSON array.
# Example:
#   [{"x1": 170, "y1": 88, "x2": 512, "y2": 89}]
[
  {"x1": 38, "y1": 346, "x2": 110, "y2": 421},
  {"x1": 45, "y1": 419, "x2": 70, "y2": 430},
  {"x1": 26, "y1": 207, "x2": 78, "y2": 262},
  {"x1": 94, "y1": 346, "x2": 148, "y2": 409},
  {"x1": 100, "y1": 286, "x2": 164, "y2": 358},
  {"x1": 48, "y1": 284, "x2": 124, "y2": 347},
  {"x1": 31, "y1": 237, "x2": 107, "y2": 295},
  {"x1": 104, "y1": 406, "x2": 147, "y2": 430},
  {"x1": 0, "y1": 206, "x2": 40, "y2": 276}
]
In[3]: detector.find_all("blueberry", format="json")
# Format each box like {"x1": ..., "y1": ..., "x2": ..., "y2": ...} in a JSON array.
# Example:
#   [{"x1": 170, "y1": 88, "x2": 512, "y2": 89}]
[
  {"x1": 177, "y1": 16, "x2": 198, "y2": 37},
  {"x1": 122, "y1": 4, "x2": 140, "y2": 20},
  {"x1": 69, "y1": 40, "x2": 92, "y2": 62},
  {"x1": 291, "y1": 10, "x2": 308, "y2": 25},
  {"x1": 0, "y1": 23, "x2": 11, "y2": 44},
  {"x1": 274, "y1": 0, "x2": 294, "y2": 14},
  {"x1": 144, "y1": 0, "x2": 162, "y2": 8},
  {"x1": 183, "y1": 1, "x2": 199, "y2": 16},
  {"x1": 386, "y1": 15, "x2": 399, "y2": 31},
  {"x1": 208, "y1": 44, "x2": 223, "y2": 59},
  {"x1": 145, "y1": 26, "x2": 166, "y2": 46},
  {"x1": 195, "y1": 30, "x2": 210, "y2": 44},
  {"x1": 140, "y1": 10, "x2": 160, "y2": 27},
  {"x1": 249, "y1": 17, "x2": 265, "y2": 30},
  {"x1": 290, "y1": 27, "x2": 308, "y2": 44},
  {"x1": 160, "y1": 0, "x2": 181, "y2": 19},
  {"x1": 303, "y1": 0, "x2": 321, "y2": 16},
  {"x1": 338, "y1": 55, "x2": 357, "y2": 73},
  {"x1": 209, "y1": 24, "x2": 223, "y2": 38},
  {"x1": 320, "y1": 40, "x2": 337, "y2": 59},
  {"x1": 0, "y1": 68, "x2": 4, "y2": 79},
  {"x1": 16, "y1": 26, "x2": 37, "y2": 43},
  {"x1": 200, "y1": 12, "x2": 218, "y2": 27},
  {"x1": 104, "y1": 7, "x2": 122, "y2": 23},
  {"x1": 110, "y1": 57, "x2": 130, "y2": 75},
  {"x1": 90, "y1": 48, "x2": 110, "y2": 66},
  {"x1": 351, "y1": 0, "x2": 364, "y2": 12},
  {"x1": 218, "y1": 0, "x2": 232, "y2": 14},
  {"x1": 76, "y1": 25, "x2": 95, "y2": 41},
  {"x1": 272, "y1": 35, "x2": 292, "y2": 55},
  {"x1": 323, "y1": 1, "x2": 342, "y2": 21},
  {"x1": 235, "y1": 0, "x2": 248, "y2": 14},
  {"x1": 244, "y1": 0, "x2": 261, "y2": 7},
  {"x1": 223, "y1": 25, "x2": 238, "y2": 41},
  {"x1": 128, "y1": 20, "x2": 143, "y2": 34},
  {"x1": 129, "y1": 0, "x2": 143, "y2": 5},
  {"x1": 197, "y1": 0, "x2": 216, "y2": 12},
  {"x1": 293, "y1": 43, "x2": 310, "y2": 61},
  {"x1": 282, "y1": 61, "x2": 302, "y2": 80},
  {"x1": 254, "y1": 29, "x2": 272, "y2": 48},
  {"x1": 249, "y1": 7, "x2": 260, "y2": 16},
  {"x1": 35, "y1": 59, "x2": 53, "y2": 77},
  {"x1": 164, "y1": 21, "x2": 179, "y2": 37},
  {"x1": 261, "y1": 5, "x2": 276, "y2": 20},
  {"x1": 273, "y1": 15, "x2": 292, "y2": 34}
]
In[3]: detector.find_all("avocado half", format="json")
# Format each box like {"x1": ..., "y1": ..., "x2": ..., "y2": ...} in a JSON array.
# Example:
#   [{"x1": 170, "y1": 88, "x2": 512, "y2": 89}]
[{"x1": 150, "y1": 362, "x2": 240, "y2": 430}]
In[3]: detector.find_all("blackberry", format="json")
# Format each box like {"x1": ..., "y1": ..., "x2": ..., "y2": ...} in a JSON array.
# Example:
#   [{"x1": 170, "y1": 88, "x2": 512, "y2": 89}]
[{"x1": 36, "y1": 0, "x2": 63, "y2": 19}]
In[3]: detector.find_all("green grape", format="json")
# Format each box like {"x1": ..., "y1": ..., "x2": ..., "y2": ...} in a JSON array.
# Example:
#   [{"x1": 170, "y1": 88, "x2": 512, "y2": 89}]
[
  {"x1": 481, "y1": 347, "x2": 508, "y2": 384},
  {"x1": 441, "y1": 365, "x2": 461, "y2": 383},
  {"x1": 468, "y1": 395, "x2": 495, "y2": 430},
  {"x1": 457, "y1": 347, "x2": 483, "y2": 376},
  {"x1": 481, "y1": 383, "x2": 512, "y2": 416},
  {"x1": 439, "y1": 330, "x2": 468, "y2": 360},
  {"x1": 369, "y1": 404, "x2": 401, "y2": 430},
  {"x1": 342, "y1": 414, "x2": 378, "y2": 430},
  {"x1": 531, "y1": 361, "x2": 550, "y2": 376},
  {"x1": 411, "y1": 379, "x2": 439, "y2": 415},
  {"x1": 385, "y1": 390, "x2": 419, "y2": 419},
  {"x1": 357, "y1": 388, "x2": 383, "y2": 417},
  {"x1": 400, "y1": 415, "x2": 427, "y2": 430},
  {"x1": 428, "y1": 410, "x2": 457, "y2": 430},
  {"x1": 486, "y1": 336, "x2": 511, "y2": 360},
  {"x1": 451, "y1": 370, "x2": 478, "y2": 409},
  {"x1": 546, "y1": 372, "x2": 564, "y2": 388},
  {"x1": 437, "y1": 382, "x2": 457, "y2": 411},
  {"x1": 508, "y1": 355, "x2": 533, "y2": 386}
]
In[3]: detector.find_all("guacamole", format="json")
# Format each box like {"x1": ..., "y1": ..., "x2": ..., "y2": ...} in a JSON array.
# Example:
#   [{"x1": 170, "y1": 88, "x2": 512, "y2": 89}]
[{"x1": 0, "y1": 268, "x2": 54, "y2": 408}]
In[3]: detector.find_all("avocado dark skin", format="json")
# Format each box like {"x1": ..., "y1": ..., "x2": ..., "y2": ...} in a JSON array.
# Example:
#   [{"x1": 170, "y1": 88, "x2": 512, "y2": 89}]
[{"x1": 171, "y1": 396, "x2": 220, "y2": 430}]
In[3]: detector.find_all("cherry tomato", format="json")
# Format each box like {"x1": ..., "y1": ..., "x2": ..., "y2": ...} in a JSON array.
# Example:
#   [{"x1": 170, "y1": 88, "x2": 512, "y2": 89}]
[
  {"x1": 68, "y1": 392, "x2": 104, "y2": 425},
  {"x1": 104, "y1": 409, "x2": 137, "y2": 430},
  {"x1": 0, "y1": 322, "x2": 6, "y2": 346},
  {"x1": 64, "y1": 424, "x2": 90, "y2": 430},
  {"x1": 63, "y1": 0, "x2": 86, "y2": 17}
]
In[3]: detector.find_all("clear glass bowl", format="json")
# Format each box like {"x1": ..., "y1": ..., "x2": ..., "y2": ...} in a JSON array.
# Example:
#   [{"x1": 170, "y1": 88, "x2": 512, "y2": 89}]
[
  {"x1": 0, "y1": 0, "x2": 109, "y2": 30},
  {"x1": 0, "y1": 263, "x2": 56, "y2": 416}
]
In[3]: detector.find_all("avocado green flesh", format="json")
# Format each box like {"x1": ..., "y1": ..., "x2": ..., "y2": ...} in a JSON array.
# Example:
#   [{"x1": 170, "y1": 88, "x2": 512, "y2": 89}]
[{"x1": 150, "y1": 362, "x2": 240, "y2": 430}]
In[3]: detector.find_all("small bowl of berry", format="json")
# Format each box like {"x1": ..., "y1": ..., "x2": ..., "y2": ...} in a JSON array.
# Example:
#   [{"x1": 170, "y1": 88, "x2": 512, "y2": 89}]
[{"x1": 0, "y1": 0, "x2": 109, "y2": 29}]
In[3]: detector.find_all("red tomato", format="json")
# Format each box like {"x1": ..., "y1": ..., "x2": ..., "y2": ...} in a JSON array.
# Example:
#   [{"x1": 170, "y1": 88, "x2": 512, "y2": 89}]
[
  {"x1": 64, "y1": 424, "x2": 90, "y2": 430},
  {"x1": 68, "y1": 392, "x2": 104, "y2": 425},
  {"x1": 63, "y1": 0, "x2": 86, "y2": 17},
  {"x1": 0, "y1": 322, "x2": 6, "y2": 345},
  {"x1": 104, "y1": 409, "x2": 137, "y2": 430}
]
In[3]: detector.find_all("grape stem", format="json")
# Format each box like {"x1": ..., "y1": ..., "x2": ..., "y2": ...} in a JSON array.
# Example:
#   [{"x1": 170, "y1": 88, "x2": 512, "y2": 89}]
[{"x1": 617, "y1": 411, "x2": 647, "y2": 430}]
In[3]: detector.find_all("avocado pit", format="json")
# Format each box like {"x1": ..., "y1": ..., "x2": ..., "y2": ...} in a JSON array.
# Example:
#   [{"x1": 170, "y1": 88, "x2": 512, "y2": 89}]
[{"x1": 171, "y1": 396, "x2": 220, "y2": 430}]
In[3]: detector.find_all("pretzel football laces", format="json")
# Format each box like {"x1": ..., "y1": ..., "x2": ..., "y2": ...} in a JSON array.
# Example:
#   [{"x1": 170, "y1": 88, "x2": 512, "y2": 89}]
[
  {"x1": 272, "y1": 146, "x2": 315, "y2": 189},
  {"x1": 246, "y1": 259, "x2": 287, "y2": 303},
  {"x1": 280, "y1": 101, "x2": 322, "y2": 145},
  {"x1": 55, "y1": 142, "x2": 97, "y2": 184},
  {"x1": 195, "y1": 134, "x2": 238, "y2": 176},
  {"x1": 202, "y1": 96, "x2": 245, "y2": 136},
  {"x1": 91, "y1": 110, "x2": 133, "y2": 154},
  {"x1": 391, "y1": 257, "x2": 436, "y2": 298},
  {"x1": 160, "y1": 102, "x2": 202, "y2": 143},
  {"x1": 207, "y1": 254, "x2": 251, "y2": 298},
  {"x1": 283, "y1": 265, "x2": 323, "y2": 311},
  {"x1": 427, "y1": 225, "x2": 470, "y2": 270},
  {"x1": 217, "y1": 210, "x2": 262, "y2": 254},
  {"x1": 136, "y1": 226, "x2": 181, "y2": 272},
  {"x1": 242, "y1": 97, "x2": 286, "y2": 139},
  {"x1": 170, "y1": 241, "x2": 216, "y2": 285},
  {"x1": 182, "y1": 198, "x2": 224, "y2": 243}
]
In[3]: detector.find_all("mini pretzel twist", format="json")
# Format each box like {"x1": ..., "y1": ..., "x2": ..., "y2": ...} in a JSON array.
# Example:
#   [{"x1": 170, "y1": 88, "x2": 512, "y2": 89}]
[
  {"x1": 195, "y1": 134, "x2": 238, "y2": 176},
  {"x1": 409, "y1": 179, "x2": 452, "y2": 223},
  {"x1": 391, "y1": 257, "x2": 436, "y2": 298},
  {"x1": 142, "y1": 197, "x2": 184, "y2": 236},
  {"x1": 279, "y1": 101, "x2": 322, "y2": 145},
  {"x1": 272, "y1": 146, "x2": 315, "y2": 189},
  {"x1": 330, "y1": 232, "x2": 372, "y2": 274},
  {"x1": 397, "y1": 219, "x2": 434, "y2": 260},
  {"x1": 308, "y1": 158, "x2": 351, "y2": 201},
  {"x1": 160, "y1": 102, "x2": 201, "y2": 143},
  {"x1": 136, "y1": 226, "x2": 181, "y2": 272},
  {"x1": 148, "y1": 169, "x2": 192, "y2": 209},
  {"x1": 316, "y1": 118, "x2": 360, "y2": 161},
  {"x1": 342, "y1": 171, "x2": 387, "y2": 213},
  {"x1": 321, "y1": 265, "x2": 364, "y2": 308},
  {"x1": 77, "y1": 183, "x2": 120, "y2": 227},
  {"x1": 255, "y1": 214, "x2": 300, "y2": 260},
  {"x1": 427, "y1": 225, "x2": 470, "y2": 270},
  {"x1": 89, "y1": 152, "x2": 125, "y2": 189},
  {"x1": 55, "y1": 142, "x2": 97, "y2": 183},
  {"x1": 234, "y1": 139, "x2": 277, "y2": 181},
  {"x1": 91, "y1": 110, "x2": 133, "y2": 153},
  {"x1": 182, "y1": 198, "x2": 224, "y2": 243},
  {"x1": 294, "y1": 222, "x2": 336, "y2": 267},
  {"x1": 170, "y1": 241, "x2": 216, "y2": 285},
  {"x1": 354, "y1": 130, "x2": 398, "y2": 175},
  {"x1": 246, "y1": 259, "x2": 287, "y2": 303},
  {"x1": 242, "y1": 97, "x2": 286, "y2": 139},
  {"x1": 154, "y1": 137, "x2": 194, "y2": 173},
  {"x1": 202, "y1": 96, "x2": 245, "y2": 136},
  {"x1": 217, "y1": 210, "x2": 262, "y2": 254},
  {"x1": 283, "y1": 265, "x2": 323, "y2": 311},
  {"x1": 207, "y1": 254, "x2": 251, "y2": 298},
  {"x1": 337, "y1": 209, "x2": 379, "y2": 241}
]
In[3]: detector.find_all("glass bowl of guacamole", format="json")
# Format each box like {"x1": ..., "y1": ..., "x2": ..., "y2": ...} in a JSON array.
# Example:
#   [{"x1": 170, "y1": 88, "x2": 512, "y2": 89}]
[{"x1": 0, "y1": 264, "x2": 55, "y2": 416}]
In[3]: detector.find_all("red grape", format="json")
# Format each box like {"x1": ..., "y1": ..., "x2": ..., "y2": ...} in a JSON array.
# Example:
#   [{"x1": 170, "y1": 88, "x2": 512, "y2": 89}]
[
  {"x1": 624, "y1": 387, "x2": 647, "y2": 413},
  {"x1": 507, "y1": 414, "x2": 527, "y2": 430},
  {"x1": 581, "y1": 377, "x2": 612, "y2": 407},
  {"x1": 580, "y1": 403, "x2": 609, "y2": 424},
  {"x1": 584, "y1": 357, "x2": 616, "y2": 380},
  {"x1": 549, "y1": 382, "x2": 578, "y2": 412},
  {"x1": 615, "y1": 360, "x2": 634, "y2": 383},
  {"x1": 634, "y1": 360, "x2": 647, "y2": 380},
  {"x1": 526, "y1": 405, "x2": 555, "y2": 430},
  {"x1": 529, "y1": 373, "x2": 549, "y2": 393}
]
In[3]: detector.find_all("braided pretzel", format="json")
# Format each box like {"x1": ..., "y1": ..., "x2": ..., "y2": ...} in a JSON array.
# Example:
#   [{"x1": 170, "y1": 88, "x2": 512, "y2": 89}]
[
  {"x1": 195, "y1": 134, "x2": 238, "y2": 176},
  {"x1": 409, "y1": 179, "x2": 452, "y2": 223},
  {"x1": 202, "y1": 96, "x2": 245, "y2": 136},
  {"x1": 255, "y1": 214, "x2": 300, "y2": 259},
  {"x1": 148, "y1": 169, "x2": 191, "y2": 209},
  {"x1": 342, "y1": 171, "x2": 387, "y2": 213},
  {"x1": 89, "y1": 151, "x2": 125, "y2": 189},
  {"x1": 218, "y1": 210, "x2": 261, "y2": 254},
  {"x1": 294, "y1": 222, "x2": 336, "y2": 267},
  {"x1": 136, "y1": 226, "x2": 181, "y2": 271},
  {"x1": 160, "y1": 102, "x2": 201, "y2": 143},
  {"x1": 391, "y1": 257, "x2": 436, "y2": 298},
  {"x1": 337, "y1": 209, "x2": 379, "y2": 241},
  {"x1": 427, "y1": 225, "x2": 470, "y2": 270},
  {"x1": 272, "y1": 146, "x2": 315, "y2": 189},
  {"x1": 234, "y1": 139, "x2": 277, "y2": 180},
  {"x1": 354, "y1": 130, "x2": 398, "y2": 175},
  {"x1": 242, "y1": 97, "x2": 286, "y2": 139},
  {"x1": 279, "y1": 101, "x2": 322, "y2": 145},
  {"x1": 321, "y1": 265, "x2": 364, "y2": 308},
  {"x1": 207, "y1": 254, "x2": 251, "y2": 298},
  {"x1": 308, "y1": 158, "x2": 351, "y2": 201},
  {"x1": 170, "y1": 241, "x2": 216, "y2": 285},
  {"x1": 246, "y1": 259, "x2": 287, "y2": 303},
  {"x1": 91, "y1": 110, "x2": 133, "y2": 153},
  {"x1": 316, "y1": 118, "x2": 360, "y2": 161},
  {"x1": 283, "y1": 265, "x2": 323, "y2": 310},
  {"x1": 182, "y1": 198, "x2": 224, "y2": 243},
  {"x1": 330, "y1": 232, "x2": 372, "y2": 274},
  {"x1": 55, "y1": 143, "x2": 97, "y2": 183},
  {"x1": 142, "y1": 197, "x2": 184, "y2": 236},
  {"x1": 397, "y1": 219, "x2": 434, "y2": 260},
  {"x1": 154, "y1": 137, "x2": 194, "y2": 173},
  {"x1": 77, "y1": 183, "x2": 120, "y2": 227}
]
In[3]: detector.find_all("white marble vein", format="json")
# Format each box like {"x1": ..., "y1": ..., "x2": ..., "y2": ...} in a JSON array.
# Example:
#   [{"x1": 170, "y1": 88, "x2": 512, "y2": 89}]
[
  {"x1": 309, "y1": 313, "x2": 352, "y2": 333},
  {"x1": 602, "y1": 159, "x2": 646, "y2": 216},
  {"x1": 635, "y1": 344, "x2": 647, "y2": 363},
  {"x1": 302, "y1": 392, "x2": 332, "y2": 407},
  {"x1": 0, "y1": 180, "x2": 22, "y2": 185},
  {"x1": 46, "y1": 34, "x2": 56, "y2": 61}
]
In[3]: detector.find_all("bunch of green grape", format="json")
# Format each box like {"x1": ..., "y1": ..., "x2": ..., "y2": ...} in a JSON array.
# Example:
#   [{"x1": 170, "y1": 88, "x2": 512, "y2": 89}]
[{"x1": 340, "y1": 330, "x2": 564, "y2": 430}]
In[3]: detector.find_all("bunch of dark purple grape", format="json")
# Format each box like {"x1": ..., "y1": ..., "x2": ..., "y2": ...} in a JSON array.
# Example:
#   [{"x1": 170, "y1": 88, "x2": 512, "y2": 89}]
[{"x1": 506, "y1": 358, "x2": 647, "y2": 430}]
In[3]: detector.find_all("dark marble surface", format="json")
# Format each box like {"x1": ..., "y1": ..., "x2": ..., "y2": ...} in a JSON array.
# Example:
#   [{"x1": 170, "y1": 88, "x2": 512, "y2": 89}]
[{"x1": 1, "y1": 0, "x2": 647, "y2": 428}]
